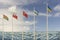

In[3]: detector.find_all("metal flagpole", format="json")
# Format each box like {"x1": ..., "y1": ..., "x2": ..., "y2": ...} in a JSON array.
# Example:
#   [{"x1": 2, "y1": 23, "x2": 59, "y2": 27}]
[
  {"x1": 12, "y1": 14, "x2": 13, "y2": 40},
  {"x1": 2, "y1": 18, "x2": 4, "y2": 40},
  {"x1": 46, "y1": 0, "x2": 49, "y2": 40},
  {"x1": 34, "y1": 15, "x2": 36, "y2": 40},
  {"x1": 33, "y1": 8, "x2": 36, "y2": 40},
  {"x1": 22, "y1": 13, "x2": 24, "y2": 40},
  {"x1": 11, "y1": 7, "x2": 16, "y2": 40},
  {"x1": 22, "y1": 27, "x2": 24, "y2": 40}
]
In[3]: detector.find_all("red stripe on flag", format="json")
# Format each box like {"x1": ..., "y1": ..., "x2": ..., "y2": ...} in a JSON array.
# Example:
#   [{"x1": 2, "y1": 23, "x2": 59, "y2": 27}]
[
  {"x1": 23, "y1": 11, "x2": 28, "y2": 18},
  {"x1": 13, "y1": 13, "x2": 18, "y2": 19}
]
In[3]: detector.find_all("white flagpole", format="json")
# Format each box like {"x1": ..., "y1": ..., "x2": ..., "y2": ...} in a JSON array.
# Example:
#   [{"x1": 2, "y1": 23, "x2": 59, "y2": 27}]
[
  {"x1": 33, "y1": 8, "x2": 36, "y2": 40},
  {"x1": 11, "y1": 7, "x2": 16, "y2": 40},
  {"x1": 22, "y1": 28, "x2": 24, "y2": 40},
  {"x1": 46, "y1": 1, "x2": 49, "y2": 40},
  {"x1": 34, "y1": 14, "x2": 36, "y2": 40},
  {"x1": 22, "y1": 13, "x2": 24, "y2": 40},
  {"x1": 12, "y1": 15, "x2": 13, "y2": 40},
  {"x1": 2, "y1": 18, "x2": 4, "y2": 40}
]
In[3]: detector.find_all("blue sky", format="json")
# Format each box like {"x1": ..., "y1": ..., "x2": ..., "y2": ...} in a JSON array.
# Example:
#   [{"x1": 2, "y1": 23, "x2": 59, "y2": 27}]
[
  {"x1": 48, "y1": 0, "x2": 60, "y2": 31},
  {"x1": 22, "y1": 0, "x2": 60, "y2": 31},
  {"x1": 0, "y1": 0, "x2": 60, "y2": 32}
]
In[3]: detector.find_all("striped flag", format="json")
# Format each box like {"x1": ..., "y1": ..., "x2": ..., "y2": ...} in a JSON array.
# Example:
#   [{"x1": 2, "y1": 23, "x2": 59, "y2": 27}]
[
  {"x1": 13, "y1": 13, "x2": 18, "y2": 19},
  {"x1": 23, "y1": 11, "x2": 28, "y2": 18},
  {"x1": 3, "y1": 15, "x2": 9, "y2": 21},
  {"x1": 48, "y1": 6, "x2": 52, "y2": 12},
  {"x1": 33, "y1": 9, "x2": 38, "y2": 16}
]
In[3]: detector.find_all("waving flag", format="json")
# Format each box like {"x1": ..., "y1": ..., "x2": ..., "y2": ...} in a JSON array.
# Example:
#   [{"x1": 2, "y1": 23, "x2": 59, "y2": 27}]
[
  {"x1": 13, "y1": 13, "x2": 18, "y2": 19},
  {"x1": 23, "y1": 11, "x2": 28, "y2": 18},
  {"x1": 48, "y1": 6, "x2": 52, "y2": 12},
  {"x1": 3, "y1": 15, "x2": 9, "y2": 21},
  {"x1": 33, "y1": 9, "x2": 38, "y2": 16}
]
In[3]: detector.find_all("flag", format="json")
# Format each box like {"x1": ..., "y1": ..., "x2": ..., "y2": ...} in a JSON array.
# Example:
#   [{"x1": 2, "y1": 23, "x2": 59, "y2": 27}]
[
  {"x1": 33, "y1": 9, "x2": 38, "y2": 16},
  {"x1": 13, "y1": 13, "x2": 18, "y2": 19},
  {"x1": 3, "y1": 15, "x2": 9, "y2": 21},
  {"x1": 48, "y1": 6, "x2": 52, "y2": 12},
  {"x1": 23, "y1": 11, "x2": 28, "y2": 18}
]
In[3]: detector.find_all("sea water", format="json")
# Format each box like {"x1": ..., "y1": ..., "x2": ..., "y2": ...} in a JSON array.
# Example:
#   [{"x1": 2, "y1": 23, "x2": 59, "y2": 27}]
[{"x1": 0, "y1": 31, "x2": 60, "y2": 40}]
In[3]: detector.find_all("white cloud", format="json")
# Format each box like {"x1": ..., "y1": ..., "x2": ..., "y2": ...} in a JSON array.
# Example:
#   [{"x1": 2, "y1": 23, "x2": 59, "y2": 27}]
[
  {"x1": 54, "y1": 5, "x2": 60, "y2": 11},
  {"x1": 8, "y1": 6, "x2": 16, "y2": 12},
  {"x1": 25, "y1": 21, "x2": 37, "y2": 25},
  {"x1": 52, "y1": 5, "x2": 60, "y2": 17},
  {"x1": 0, "y1": 0, "x2": 39, "y2": 9},
  {"x1": 24, "y1": 10, "x2": 52, "y2": 17},
  {"x1": 39, "y1": 13, "x2": 52, "y2": 17},
  {"x1": 3, "y1": 25, "x2": 30, "y2": 32},
  {"x1": 0, "y1": 6, "x2": 53, "y2": 32},
  {"x1": 0, "y1": 0, "x2": 37, "y2": 6},
  {"x1": 0, "y1": 6, "x2": 36, "y2": 32},
  {"x1": 54, "y1": 12, "x2": 60, "y2": 17}
]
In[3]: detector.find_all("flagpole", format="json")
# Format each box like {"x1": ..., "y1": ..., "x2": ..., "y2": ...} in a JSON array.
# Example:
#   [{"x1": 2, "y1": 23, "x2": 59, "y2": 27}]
[
  {"x1": 12, "y1": 14, "x2": 13, "y2": 40},
  {"x1": 34, "y1": 15, "x2": 36, "y2": 40},
  {"x1": 2, "y1": 15, "x2": 9, "y2": 40},
  {"x1": 22, "y1": 27, "x2": 24, "y2": 40},
  {"x1": 33, "y1": 8, "x2": 38, "y2": 40},
  {"x1": 46, "y1": 1, "x2": 49, "y2": 40},
  {"x1": 2, "y1": 18, "x2": 4, "y2": 40},
  {"x1": 12, "y1": 10, "x2": 16, "y2": 40},
  {"x1": 22, "y1": 13, "x2": 24, "y2": 40},
  {"x1": 33, "y1": 8, "x2": 36, "y2": 40}
]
